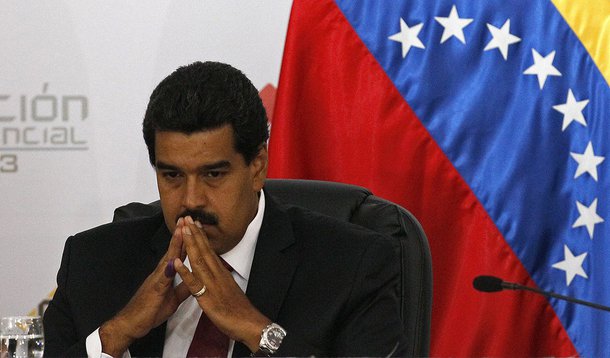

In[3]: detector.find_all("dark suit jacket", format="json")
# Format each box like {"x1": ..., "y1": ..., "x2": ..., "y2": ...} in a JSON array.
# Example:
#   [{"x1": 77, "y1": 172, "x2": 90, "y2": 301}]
[{"x1": 43, "y1": 194, "x2": 408, "y2": 357}]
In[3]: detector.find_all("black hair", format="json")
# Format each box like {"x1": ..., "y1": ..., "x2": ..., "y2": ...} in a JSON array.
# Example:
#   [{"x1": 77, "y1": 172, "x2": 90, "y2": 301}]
[{"x1": 142, "y1": 61, "x2": 269, "y2": 165}]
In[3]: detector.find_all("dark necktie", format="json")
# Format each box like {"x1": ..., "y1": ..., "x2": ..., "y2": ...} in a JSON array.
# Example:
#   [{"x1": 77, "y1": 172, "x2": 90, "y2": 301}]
[{"x1": 186, "y1": 258, "x2": 234, "y2": 358}]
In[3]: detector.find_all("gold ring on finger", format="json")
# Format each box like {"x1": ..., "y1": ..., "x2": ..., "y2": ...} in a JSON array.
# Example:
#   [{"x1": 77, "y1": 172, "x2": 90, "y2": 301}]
[{"x1": 192, "y1": 285, "x2": 206, "y2": 298}]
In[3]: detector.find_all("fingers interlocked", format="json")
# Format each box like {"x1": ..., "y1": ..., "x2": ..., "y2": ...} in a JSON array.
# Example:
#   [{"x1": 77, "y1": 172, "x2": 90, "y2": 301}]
[{"x1": 174, "y1": 215, "x2": 225, "y2": 300}]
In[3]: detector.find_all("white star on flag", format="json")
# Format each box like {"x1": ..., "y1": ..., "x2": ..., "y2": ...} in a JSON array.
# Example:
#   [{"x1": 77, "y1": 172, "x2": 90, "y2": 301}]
[
  {"x1": 523, "y1": 49, "x2": 562, "y2": 89},
  {"x1": 552, "y1": 89, "x2": 589, "y2": 131},
  {"x1": 435, "y1": 5, "x2": 473, "y2": 44},
  {"x1": 484, "y1": 19, "x2": 521, "y2": 60},
  {"x1": 389, "y1": 18, "x2": 425, "y2": 58},
  {"x1": 552, "y1": 245, "x2": 588, "y2": 286},
  {"x1": 572, "y1": 198, "x2": 604, "y2": 240},
  {"x1": 570, "y1": 142, "x2": 605, "y2": 181}
]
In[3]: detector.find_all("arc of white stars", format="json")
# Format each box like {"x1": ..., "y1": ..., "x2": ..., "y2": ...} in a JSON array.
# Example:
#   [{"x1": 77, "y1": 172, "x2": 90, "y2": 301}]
[
  {"x1": 570, "y1": 141, "x2": 605, "y2": 181},
  {"x1": 552, "y1": 245, "x2": 588, "y2": 286},
  {"x1": 388, "y1": 18, "x2": 425, "y2": 58},
  {"x1": 523, "y1": 49, "x2": 562, "y2": 89},
  {"x1": 435, "y1": 5, "x2": 473, "y2": 44},
  {"x1": 484, "y1": 19, "x2": 521, "y2": 60},
  {"x1": 572, "y1": 198, "x2": 604, "y2": 240},
  {"x1": 552, "y1": 89, "x2": 589, "y2": 131}
]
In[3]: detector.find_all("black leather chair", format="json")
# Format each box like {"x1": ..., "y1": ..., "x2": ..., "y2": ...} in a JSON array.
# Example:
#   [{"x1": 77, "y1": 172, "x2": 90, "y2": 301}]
[{"x1": 113, "y1": 179, "x2": 432, "y2": 357}]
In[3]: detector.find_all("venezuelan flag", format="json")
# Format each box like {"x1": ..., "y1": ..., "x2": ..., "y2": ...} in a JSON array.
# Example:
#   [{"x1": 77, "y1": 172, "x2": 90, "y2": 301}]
[{"x1": 269, "y1": 0, "x2": 609, "y2": 356}]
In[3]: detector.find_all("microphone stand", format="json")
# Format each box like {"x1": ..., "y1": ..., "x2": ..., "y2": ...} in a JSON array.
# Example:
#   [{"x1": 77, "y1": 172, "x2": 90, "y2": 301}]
[{"x1": 501, "y1": 281, "x2": 610, "y2": 312}]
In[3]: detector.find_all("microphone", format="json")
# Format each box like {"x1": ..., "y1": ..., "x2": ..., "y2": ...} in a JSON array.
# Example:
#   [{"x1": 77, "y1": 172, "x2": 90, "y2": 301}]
[{"x1": 473, "y1": 275, "x2": 610, "y2": 312}]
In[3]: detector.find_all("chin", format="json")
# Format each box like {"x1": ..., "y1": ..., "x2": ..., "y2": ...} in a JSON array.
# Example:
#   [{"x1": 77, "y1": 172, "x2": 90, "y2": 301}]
[
  {"x1": 204, "y1": 234, "x2": 223, "y2": 253},
  {"x1": 209, "y1": 242, "x2": 226, "y2": 255}
]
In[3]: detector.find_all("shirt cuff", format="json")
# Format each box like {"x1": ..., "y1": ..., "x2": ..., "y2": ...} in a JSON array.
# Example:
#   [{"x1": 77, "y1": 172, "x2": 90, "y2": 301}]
[{"x1": 86, "y1": 328, "x2": 131, "y2": 358}]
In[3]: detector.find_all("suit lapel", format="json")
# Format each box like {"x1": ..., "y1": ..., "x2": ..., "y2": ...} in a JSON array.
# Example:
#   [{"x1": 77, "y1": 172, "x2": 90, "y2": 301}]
[
  {"x1": 247, "y1": 195, "x2": 299, "y2": 319},
  {"x1": 149, "y1": 213, "x2": 172, "y2": 259},
  {"x1": 130, "y1": 214, "x2": 170, "y2": 357},
  {"x1": 233, "y1": 195, "x2": 299, "y2": 356}
]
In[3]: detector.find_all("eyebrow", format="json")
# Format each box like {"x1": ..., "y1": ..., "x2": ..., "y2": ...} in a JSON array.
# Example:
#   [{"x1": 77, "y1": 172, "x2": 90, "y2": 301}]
[{"x1": 156, "y1": 160, "x2": 231, "y2": 171}]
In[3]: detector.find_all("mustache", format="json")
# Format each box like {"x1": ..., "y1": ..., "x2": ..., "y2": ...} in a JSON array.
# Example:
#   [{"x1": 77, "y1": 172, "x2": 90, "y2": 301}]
[{"x1": 176, "y1": 209, "x2": 219, "y2": 226}]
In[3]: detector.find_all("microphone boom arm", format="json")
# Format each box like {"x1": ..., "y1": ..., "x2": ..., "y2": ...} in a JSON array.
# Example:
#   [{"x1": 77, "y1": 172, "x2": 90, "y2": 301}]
[{"x1": 502, "y1": 281, "x2": 610, "y2": 312}]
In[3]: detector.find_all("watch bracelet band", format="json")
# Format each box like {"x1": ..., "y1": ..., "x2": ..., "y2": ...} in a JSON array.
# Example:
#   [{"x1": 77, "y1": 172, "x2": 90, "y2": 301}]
[{"x1": 250, "y1": 349, "x2": 272, "y2": 357}]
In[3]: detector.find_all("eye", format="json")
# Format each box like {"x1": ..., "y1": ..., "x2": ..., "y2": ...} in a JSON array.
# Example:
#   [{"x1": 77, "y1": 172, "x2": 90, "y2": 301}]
[
  {"x1": 161, "y1": 171, "x2": 182, "y2": 180},
  {"x1": 205, "y1": 170, "x2": 224, "y2": 178}
]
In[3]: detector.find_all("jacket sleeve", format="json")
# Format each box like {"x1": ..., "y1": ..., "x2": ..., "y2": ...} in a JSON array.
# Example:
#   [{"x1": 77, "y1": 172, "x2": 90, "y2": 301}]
[
  {"x1": 329, "y1": 238, "x2": 408, "y2": 357},
  {"x1": 43, "y1": 236, "x2": 89, "y2": 357},
  {"x1": 273, "y1": 238, "x2": 408, "y2": 357}
]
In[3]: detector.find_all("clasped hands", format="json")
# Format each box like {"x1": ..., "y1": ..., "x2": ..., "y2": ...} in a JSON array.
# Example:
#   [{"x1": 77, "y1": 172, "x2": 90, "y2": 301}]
[{"x1": 99, "y1": 216, "x2": 271, "y2": 356}]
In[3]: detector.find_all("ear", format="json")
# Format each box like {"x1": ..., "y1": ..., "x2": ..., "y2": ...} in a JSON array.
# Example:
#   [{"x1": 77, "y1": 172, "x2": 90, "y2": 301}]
[{"x1": 250, "y1": 145, "x2": 268, "y2": 192}]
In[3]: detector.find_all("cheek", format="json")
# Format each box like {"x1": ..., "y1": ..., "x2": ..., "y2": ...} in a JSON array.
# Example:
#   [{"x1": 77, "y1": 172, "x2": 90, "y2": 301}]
[
  {"x1": 210, "y1": 188, "x2": 241, "y2": 224},
  {"x1": 224, "y1": 185, "x2": 255, "y2": 223}
]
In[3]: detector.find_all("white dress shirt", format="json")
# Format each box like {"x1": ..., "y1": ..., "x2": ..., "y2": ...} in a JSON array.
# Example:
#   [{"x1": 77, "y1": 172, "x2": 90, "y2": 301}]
[{"x1": 86, "y1": 191, "x2": 265, "y2": 358}]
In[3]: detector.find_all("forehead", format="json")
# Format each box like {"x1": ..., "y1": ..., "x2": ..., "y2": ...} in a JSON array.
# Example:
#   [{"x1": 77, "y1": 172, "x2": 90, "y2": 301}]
[{"x1": 154, "y1": 125, "x2": 240, "y2": 165}]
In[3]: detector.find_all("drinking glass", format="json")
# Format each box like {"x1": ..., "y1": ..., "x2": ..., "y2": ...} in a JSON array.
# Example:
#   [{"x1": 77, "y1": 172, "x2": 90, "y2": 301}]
[{"x1": 0, "y1": 316, "x2": 44, "y2": 358}]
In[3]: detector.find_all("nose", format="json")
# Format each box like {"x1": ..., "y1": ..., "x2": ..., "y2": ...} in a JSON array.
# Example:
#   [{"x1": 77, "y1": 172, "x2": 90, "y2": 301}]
[{"x1": 181, "y1": 176, "x2": 206, "y2": 210}]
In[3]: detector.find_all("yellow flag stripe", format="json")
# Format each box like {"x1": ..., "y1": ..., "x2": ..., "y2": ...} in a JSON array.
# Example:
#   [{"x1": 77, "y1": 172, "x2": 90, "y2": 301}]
[{"x1": 552, "y1": 0, "x2": 610, "y2": 85}]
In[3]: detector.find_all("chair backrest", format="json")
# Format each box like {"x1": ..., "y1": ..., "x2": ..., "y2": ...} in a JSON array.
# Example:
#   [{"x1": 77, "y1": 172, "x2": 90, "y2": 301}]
[{"x1": 113, "y1": 179, "x2": 432, "y2": 357}]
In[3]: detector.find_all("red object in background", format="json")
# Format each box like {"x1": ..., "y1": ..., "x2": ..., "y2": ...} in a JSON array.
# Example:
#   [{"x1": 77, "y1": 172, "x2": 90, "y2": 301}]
[{"x1": 259, "y1": 84, "x2": 277, "y2": 123}]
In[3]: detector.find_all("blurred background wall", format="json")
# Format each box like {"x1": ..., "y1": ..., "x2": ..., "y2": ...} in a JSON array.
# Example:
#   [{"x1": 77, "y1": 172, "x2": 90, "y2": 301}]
[{"x1": 0, "y1": 0, "x2": 292, "y2": 318}]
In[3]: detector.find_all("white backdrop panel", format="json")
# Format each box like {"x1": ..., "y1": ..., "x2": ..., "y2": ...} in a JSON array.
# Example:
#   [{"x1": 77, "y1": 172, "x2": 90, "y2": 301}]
[{"x1": 0, "y1": 0, "x2": 292, "y2": 317}]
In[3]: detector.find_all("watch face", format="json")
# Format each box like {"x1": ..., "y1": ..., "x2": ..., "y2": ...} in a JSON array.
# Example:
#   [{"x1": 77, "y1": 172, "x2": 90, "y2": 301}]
[
  {"x1": 261, "y1": 323, "x2": 286, "y2": 352},
  {"x1": 266, "y1": 327, "x2": 285, "y2": 348}
]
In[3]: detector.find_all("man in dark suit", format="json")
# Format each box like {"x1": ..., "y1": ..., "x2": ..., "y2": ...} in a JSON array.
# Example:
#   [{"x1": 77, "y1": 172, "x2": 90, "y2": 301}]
[{"x1": 43, "y1": 61, "x2": 407, "y2": 357}]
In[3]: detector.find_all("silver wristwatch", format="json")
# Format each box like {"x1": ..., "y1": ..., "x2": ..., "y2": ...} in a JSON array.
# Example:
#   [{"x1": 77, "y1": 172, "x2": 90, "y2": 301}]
[{"x1": 258, "y1": 322, "x2": 287, "y2": 355}]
